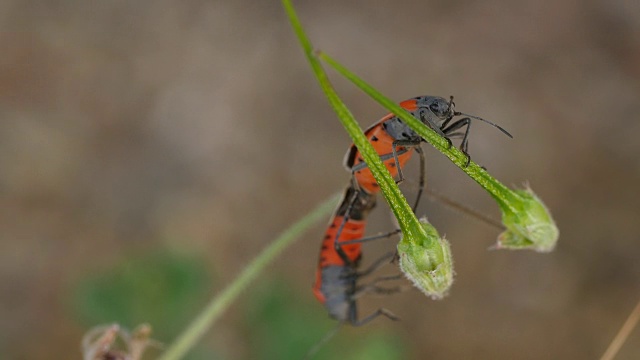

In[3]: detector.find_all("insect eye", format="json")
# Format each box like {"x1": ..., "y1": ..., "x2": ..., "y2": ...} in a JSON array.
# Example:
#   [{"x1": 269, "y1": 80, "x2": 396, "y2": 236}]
[{"x1": 429, "y1": 103, "x2": 442, "y2": 114}]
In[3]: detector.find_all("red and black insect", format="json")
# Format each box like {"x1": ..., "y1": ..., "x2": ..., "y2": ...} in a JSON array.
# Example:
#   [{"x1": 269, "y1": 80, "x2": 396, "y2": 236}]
[
  {"x1": 313, "y1": 95, "x2": 512, "y2": 325},
  {"x1": 313, "y1": 184, "x2": 403, "y2": 325},
  {"x1": 346, "y1": 95, "x2": 512, "y2": 194}
]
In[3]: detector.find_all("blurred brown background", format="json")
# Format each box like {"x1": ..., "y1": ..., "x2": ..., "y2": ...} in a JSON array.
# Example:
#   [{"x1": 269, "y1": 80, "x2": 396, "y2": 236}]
[{"x1": 1, "y1": 0, "x2": 639, "y2": 359}]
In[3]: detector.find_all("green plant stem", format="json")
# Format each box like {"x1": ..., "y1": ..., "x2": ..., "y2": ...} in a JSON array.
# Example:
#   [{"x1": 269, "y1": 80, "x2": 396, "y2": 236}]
[
  {"x1": 281, "y1": 0, "x2": 425, "y2": 242},
  {"x1": 158, "y1": 194, "x2": 340, "y2": 360}
]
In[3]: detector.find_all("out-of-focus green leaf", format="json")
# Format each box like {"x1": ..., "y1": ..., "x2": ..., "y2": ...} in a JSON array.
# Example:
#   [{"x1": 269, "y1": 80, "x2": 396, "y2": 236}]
[
  {"x1": 244, "y1": 279, "x2": 408, "y2": 360},
  {"x1": 73, "y1": 250, "x2": 212, "y2": 343}
]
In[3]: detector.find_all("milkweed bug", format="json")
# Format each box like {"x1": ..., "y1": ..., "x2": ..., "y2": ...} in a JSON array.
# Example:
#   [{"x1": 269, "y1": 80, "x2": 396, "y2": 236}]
[
  {"x1": 345, "y1": 95, "x2": 512, "y2": 193},
  {"x1": 314, "y1": 95, "x2": 512, "y2": 324},
  {"x1": 313, "y1": 184, "x2": 405, "y2": 326}
]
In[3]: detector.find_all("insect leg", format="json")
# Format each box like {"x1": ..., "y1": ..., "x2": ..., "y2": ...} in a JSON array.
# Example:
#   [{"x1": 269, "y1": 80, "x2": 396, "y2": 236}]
[
  {"x1": 355, "y1": 252, "x2": 395, "y2": 277},
  {"x1": 350, "y1": 308, "x2": 399, "y2": 327},
  {"x1": 442, "y1": 117, "x2": 472, "y2": 166},
  {"x1": 390, "y1": 140, "x2": 421, "y2": 185}
]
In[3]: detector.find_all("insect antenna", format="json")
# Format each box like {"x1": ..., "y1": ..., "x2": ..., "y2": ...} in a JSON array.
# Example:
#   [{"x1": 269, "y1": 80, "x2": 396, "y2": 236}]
[
  {"x1": 303, "y1": 322, "x2": 343, "y2": 360},
  {"x1": 455, "y1": 111, "x2": 513, "y2": 139}
]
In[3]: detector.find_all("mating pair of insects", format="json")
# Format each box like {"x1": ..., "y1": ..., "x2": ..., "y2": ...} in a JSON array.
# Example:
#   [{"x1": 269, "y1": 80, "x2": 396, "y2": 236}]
[{"x1": 312, "y1": 95, "x2": 512, "y2": 326}]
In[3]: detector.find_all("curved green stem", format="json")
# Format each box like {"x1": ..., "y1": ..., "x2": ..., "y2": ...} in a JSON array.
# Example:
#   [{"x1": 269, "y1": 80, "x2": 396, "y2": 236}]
[
  {"x1": 158, "y1": 194, "x2": 340, "y2": 360},
  {"x1": 282, "y1": 0, "x2": 424, "y2": 243},
  {"x1": 282, "y1": 0, "x2": 453, "y2": 297}
]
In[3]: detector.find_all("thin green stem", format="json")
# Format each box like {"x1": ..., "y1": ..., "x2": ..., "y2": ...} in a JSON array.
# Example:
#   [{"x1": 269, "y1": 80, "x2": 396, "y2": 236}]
[
  {"x1": 158, "y1": 194, "x2": 340, "y2": 360},
  {"x1": 282, "y1": 0, "x2": 425, "y2": 242}
]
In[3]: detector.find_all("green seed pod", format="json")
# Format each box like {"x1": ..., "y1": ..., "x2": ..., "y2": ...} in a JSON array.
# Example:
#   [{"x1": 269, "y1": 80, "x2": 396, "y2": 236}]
[
  {"x1": 397, "y1": 218, "x2": 454, "y2": 300},
  {"x1": 496, "y1": 186, "x2": 559, "y2": 252}
]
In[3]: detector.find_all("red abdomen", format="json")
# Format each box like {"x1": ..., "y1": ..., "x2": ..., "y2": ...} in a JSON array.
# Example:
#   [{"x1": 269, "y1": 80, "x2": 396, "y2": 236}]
[{"x1": 313, "y1": 215, "x2": 366, "y2": 302}]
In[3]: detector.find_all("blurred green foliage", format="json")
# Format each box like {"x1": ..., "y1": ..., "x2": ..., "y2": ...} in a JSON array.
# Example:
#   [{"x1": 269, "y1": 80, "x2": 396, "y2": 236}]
[
  {"x1": 72, "y1": 250, "x2": 217, "y2": 358},
  {"x1": 245, "y1": 279, "x2": 408, "y2": 360}
]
